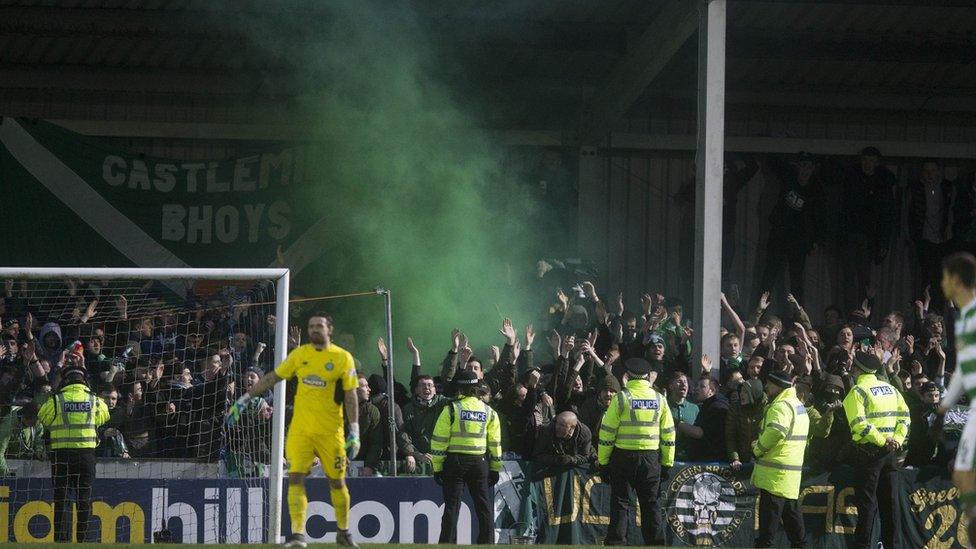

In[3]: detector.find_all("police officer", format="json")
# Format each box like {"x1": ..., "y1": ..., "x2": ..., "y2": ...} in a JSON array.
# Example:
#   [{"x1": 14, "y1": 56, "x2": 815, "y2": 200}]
[
  {"x1": 752, "y1": 364, "x2": 809, "y2": 548},
  {"x1": 37, "y1": 352, "x2": 109, "y2": 543},
  {"x1": 431, "y1": 369, "x2": 502, "y2": 544},
  {"x1": 598, "y1": 357, "x2": 675, "y2": 546},
  {"x1": 843, "y1": 352, "x2": 910, "y2": 549}
]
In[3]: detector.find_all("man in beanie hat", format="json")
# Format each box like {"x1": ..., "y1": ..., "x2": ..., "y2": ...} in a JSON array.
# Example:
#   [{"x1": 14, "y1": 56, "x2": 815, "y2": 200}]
[
  {"x1": 598, "y1": 358, "x2": 675, "y2": 546},
  {"x1": 431, "y1": 369, "x2": 501, "y2": 544},
  {"x1": 727, "y1": 378, "x2": 767, "y2": 469},
  {"x1": 843, "y1": 351, "x2": 910, "y2": 549},
  {"x1": 751, "y1": 363, "x2": 809, "y2": 547},
  {"x1": 578, "y1": 374, "x2": 620, "y2": 437},
  {"x1": 809, "y1": 373, "x2": 845, "y2": 438},
  {"x1": 807, "y1": 373, "x2": 850, "y2": 470},
  {"x1": 38, "y1": 349, "x2": 109, "y2": 542}
]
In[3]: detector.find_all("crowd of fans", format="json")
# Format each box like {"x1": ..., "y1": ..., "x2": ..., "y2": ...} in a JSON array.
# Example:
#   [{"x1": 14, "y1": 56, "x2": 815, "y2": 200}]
[
  {"x1": 0, "y1": 147, "x2": 972, "y2": 480},
  {"x1": 0, "y1": 280, "x2": 278, "y2": 477},
  {"x1": 372, "y1": 277, "x2": 964, "y2": 477}
]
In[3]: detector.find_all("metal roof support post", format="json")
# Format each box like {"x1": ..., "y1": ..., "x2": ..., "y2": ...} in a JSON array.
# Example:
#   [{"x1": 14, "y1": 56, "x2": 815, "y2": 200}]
[{"x1": 693, "y1": 0, "x2": 726, "y2": 381}]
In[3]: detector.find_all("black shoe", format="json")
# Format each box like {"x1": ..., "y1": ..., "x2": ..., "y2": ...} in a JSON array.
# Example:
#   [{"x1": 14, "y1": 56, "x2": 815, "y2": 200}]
[
  {"x1": 337, "y1": 529, "x2": 359, "y2": 547},
  {"x1": 283, "y1": 533, "x2": 307, "y2": 547}
]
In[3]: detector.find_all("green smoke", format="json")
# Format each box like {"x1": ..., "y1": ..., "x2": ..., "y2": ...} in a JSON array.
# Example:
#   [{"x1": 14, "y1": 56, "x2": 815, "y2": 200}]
[{"x1": 225, "y1": 2, "x2": 551, "y2": 373}]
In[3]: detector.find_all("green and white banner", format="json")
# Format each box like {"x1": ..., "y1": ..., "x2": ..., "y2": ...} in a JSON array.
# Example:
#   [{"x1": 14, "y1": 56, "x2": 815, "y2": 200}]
[{"x1": 0, "y1": 117, "x2": 323, "y2": 274}]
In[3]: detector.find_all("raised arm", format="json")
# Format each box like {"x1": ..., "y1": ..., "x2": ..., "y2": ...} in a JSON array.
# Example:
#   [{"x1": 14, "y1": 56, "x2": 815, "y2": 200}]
[
  {"x1": 406, "y1": 337, "x2": 421, "y2": 388},
  {"x1": 940, "y1": 368, "x2": 964, "y2": 411},
  {"x1": 786, "y1": 293, "x2": 813, "y2": 331},
  {"x1": 441, "y1": 329, "x2": 462, "y2": 382},
  {"x1": 749, "y1": 291, "x2": 771, "y2": 327},
  {"x1": 245, "y1": 371, "x2": 283, "y2": 399},
  {"x1": 721, "y1": 292, "x2": 746, "y2": 343}
]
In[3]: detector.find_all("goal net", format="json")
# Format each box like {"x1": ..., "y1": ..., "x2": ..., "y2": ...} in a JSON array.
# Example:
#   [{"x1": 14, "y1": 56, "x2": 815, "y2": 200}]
[{"x1": 0, "y1": 267, "x2": 288, "y2": 544}]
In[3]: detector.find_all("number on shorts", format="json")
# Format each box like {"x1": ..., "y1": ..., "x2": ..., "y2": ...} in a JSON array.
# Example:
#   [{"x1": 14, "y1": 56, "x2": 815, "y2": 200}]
[{"x1": 334, "y1": 456, "x2": 344, "y2": 471}]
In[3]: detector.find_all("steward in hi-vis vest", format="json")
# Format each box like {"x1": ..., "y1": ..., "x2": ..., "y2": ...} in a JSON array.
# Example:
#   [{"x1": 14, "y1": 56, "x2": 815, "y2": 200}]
[
  {"x1": 752, "y1": 365, "x2": 809, "y2": 548},
  {"x1": 38, "y1": 353, "x2": 109, "y2": 543},
  {"x1": 843, "y1": 351, "x2": 910, "y2": 549},
  {"x1": 598, "y1": 358, "x2": 674, "y2": 546},
  {"x1": 431, "y1": 369, "x2": 501, "y2": 544}
]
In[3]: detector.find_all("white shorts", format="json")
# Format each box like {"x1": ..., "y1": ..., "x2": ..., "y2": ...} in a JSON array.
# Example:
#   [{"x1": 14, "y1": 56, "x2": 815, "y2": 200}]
[{"x1": 954, "y1": 411, "x2": 976, "y2": 472}]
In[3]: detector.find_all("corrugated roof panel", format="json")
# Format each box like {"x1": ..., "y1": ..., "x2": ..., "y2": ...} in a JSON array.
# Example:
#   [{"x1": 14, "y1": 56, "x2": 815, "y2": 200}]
[
  {"x1": 121, "y1": 35, "x2": 156, "y2": 66},
  {"x1": 5, "y1": 34, "x2": 34, "y2": 63},
  {"x1": 60, "y1": 34, "x2": 93, "y2": 64},
  {"x1": 731, "y1": 2, "x2": 762, "y2": 27},
  {"x1": 39, "y1": 35, "x2": 72, "y2": 64},
  {"x1": 178, "y1": 40, "x2": 207, "y2": 69},
  {"x1": 85, "y1": 35, "x2": 117, "y2": 65}
]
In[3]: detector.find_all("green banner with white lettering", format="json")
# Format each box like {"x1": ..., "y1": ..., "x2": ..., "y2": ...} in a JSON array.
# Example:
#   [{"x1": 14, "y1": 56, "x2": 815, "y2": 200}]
[{"x1": 0, "y1": 117, "x2": 320, "y2": 272}]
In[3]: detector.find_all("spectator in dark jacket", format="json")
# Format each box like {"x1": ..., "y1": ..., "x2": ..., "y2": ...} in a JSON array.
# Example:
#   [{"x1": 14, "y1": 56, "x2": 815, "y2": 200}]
[
  {"x1": 841, "y1": 146, "x2": 898, "y2": 308},
  {"x1": 726, "y1": 378, "x2": 766, "y2": 467},
  {"x1": 905, "y1": 380, "x2": 943, "y2": 467},
  {"x1": 577, "y1": 374, "x2": 620, "y2": 438},
  {"x1": 674, "y1": 154, "x2": 759, "y2": 288},
  {"x1": 189, "y1": 353, "x2": 228, "y2": 461},
  {"x1": 402, "y1": 375, "x2": 447, "y2": 470},
  {"x1": 952, "y1": 172, "x2": 976, "y2": 256},
  {"x1": 366, "y1": 373, "x2": 415, "y2": 470},
  {"x1": 531, "y1": 411, "x2": 595, "y2": 467},
  {"x1": 907, "y1": 160, "x2": 954, "y2": 310},
  {"x1": 352, "y1": 374, "x2": 383, "y2": 475},
  {"x1": 760, "y1": 152, "x2": 825, "y2": 302},
  {"x1": 681, "y1": 376, "x2": 729, "y2": 462}
]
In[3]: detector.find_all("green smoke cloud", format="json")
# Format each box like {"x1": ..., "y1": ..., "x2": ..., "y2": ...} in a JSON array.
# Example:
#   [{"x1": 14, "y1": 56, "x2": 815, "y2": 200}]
[{"x1": 225, "y1": 2, "x2": 553, "y2": 374}]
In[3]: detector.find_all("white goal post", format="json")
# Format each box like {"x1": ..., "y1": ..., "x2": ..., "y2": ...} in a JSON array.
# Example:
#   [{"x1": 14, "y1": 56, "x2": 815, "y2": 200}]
[{"x1": 0, "y1": 266, "x2": 290, "y2": 542}]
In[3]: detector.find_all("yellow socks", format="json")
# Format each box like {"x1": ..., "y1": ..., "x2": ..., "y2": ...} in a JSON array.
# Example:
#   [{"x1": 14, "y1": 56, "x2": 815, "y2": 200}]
[
  {"x1": 288, "y1": 483, "x2": 308, "y2": 535},
  {"x1": 331, "y1": 484, "x2": 351, "y2": 531},
  {"x1": 288, "y1": 481, "x2": 350, "y2": 533}
]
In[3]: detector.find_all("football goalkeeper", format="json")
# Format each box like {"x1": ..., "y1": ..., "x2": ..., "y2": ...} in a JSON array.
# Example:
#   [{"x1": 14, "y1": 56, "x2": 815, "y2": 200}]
[{"x1": 227, "y1": 312, "x2": 360, "y2": 548}]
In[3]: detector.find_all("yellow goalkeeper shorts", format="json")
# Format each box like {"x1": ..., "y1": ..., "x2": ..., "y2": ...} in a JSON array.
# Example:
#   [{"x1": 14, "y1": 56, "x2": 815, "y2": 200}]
[{"x1": 286, "y1": 430, "x2": 346, "y2": 479}]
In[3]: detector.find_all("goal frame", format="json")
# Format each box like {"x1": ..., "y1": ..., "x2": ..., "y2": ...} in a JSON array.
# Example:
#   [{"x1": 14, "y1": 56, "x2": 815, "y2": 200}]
[{"x1": 0, "y1": 266, "x2": 290, "y2": 542}]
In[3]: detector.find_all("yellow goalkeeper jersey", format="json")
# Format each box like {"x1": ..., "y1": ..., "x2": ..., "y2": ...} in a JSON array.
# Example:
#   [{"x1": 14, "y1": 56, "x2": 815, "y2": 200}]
[{"x1": 275, "y1": 343, "x2": 358, "y2": 436}]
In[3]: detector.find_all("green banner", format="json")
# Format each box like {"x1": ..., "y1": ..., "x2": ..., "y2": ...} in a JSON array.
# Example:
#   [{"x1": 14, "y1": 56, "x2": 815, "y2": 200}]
[
  {"x1": 528, "y1": 463, "x2": 969, "y2": 548},
  {"x1": 0, "y1": 117, "x2": 321, "y2": 272}
]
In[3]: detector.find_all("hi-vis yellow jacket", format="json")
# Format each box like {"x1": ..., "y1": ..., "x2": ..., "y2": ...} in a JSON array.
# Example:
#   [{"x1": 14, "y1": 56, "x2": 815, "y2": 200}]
[
  {"x1": 751, "y1": 386, "x2": 809, "y2": 499},
  {"x1": 430, "y1": 396, "x2": 502, "y2": 473},
  {"x1": 843, "y1": 373, "x2": 910, "y2": 448},
  {"x1": 598, "y1": 379, "x2": 675, "y2": 467},
  {"x1": 38, "y1": 383, "x2": 109, "y2": 450}
]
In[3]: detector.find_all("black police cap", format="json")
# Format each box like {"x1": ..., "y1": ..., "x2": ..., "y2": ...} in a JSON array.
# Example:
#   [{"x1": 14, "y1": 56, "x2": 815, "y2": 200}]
[
  {"x1": 853, "y1": 351, "x2": 882, "y2": 374},
  {"x1": 454, "y1": 369, "x2": 480, "y2": 385},
  {"x1": 624, "y1": 358, "x2": 652, "y2": 375}
]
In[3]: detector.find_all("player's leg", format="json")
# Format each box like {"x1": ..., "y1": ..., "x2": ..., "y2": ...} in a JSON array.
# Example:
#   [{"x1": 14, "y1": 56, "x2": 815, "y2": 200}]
[
  {"x1": 317, "y1": 435, "x2": 357, "y2": 547},
  {"x1": 954, "y1": 413, "x2": 976, "y2": 544},
  {"x1": 284, "y1": 433, "x2": 316, "y2": 547}
]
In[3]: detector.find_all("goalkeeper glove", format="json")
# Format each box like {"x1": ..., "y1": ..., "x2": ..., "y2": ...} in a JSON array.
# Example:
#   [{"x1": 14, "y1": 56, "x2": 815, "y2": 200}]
[
  {"x1": 226, "y1": 395, "x2": 250, "y2": 428},
  {"x1": 346, "y1": 423, "x2": 361, "y2": 460}
]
